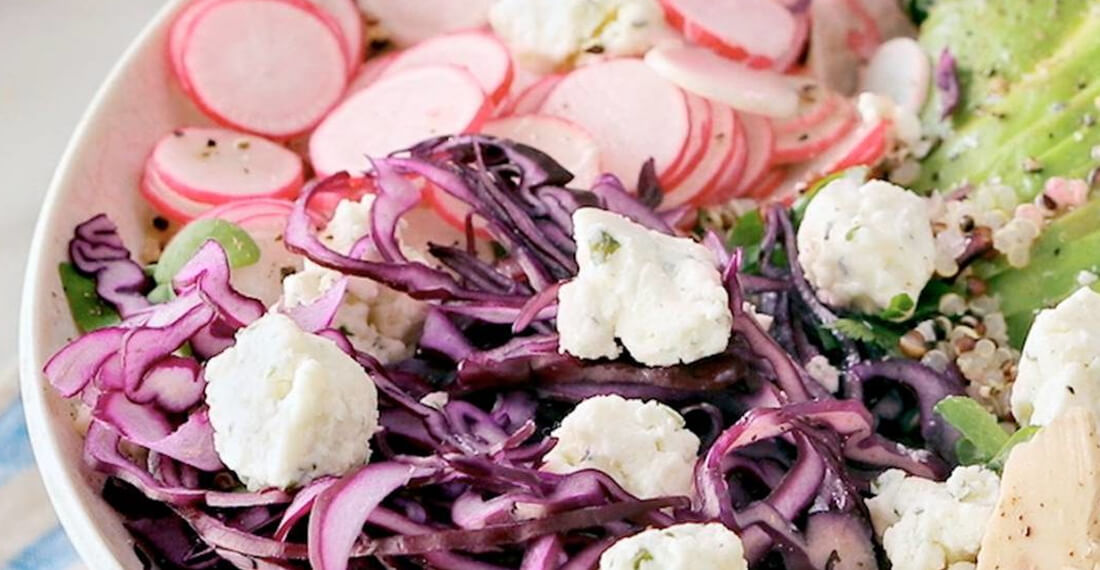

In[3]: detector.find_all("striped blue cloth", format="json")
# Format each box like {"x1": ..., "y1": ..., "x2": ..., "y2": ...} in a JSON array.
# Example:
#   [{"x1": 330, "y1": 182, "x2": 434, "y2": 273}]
[{"x1": 0, "y1": 364, "x2": 84, "y2": 569}]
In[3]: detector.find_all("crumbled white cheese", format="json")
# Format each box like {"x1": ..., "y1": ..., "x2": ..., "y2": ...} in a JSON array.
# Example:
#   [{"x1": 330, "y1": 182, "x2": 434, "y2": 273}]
[
  {"x1": 599, "y1": 523, "x2": 748, "y2": 570},
  {"x1": 282, "y1": 196, "x2": 426, "y2": 363},
  {"x1": 805, "y1": 355, "x2": 840, "y2": 393},
  {"x1": 1010, "y1": 287, "x2": 1100, "y2": 426},
  {"x1": 797, "y1": 176, "x2": 936, "y2": 316},
  {"x1": 542, "y1": 395, "x2": 700, "y2": 499},
  {"x1": 557, "y1": 208, "x2": 732, "y2": 367},
  {"x1": 867, "y1": 466, "x2": 1000, "y2": 570},
  {"x1": 743, "y1": 301, "x2": 773, "y2": 332},
  {"x1": 204, "y1": 313, "x2": 379, "y2": 490},
  {"x1": 489, "y1": 0, "x2": 670, "y2": 72}
]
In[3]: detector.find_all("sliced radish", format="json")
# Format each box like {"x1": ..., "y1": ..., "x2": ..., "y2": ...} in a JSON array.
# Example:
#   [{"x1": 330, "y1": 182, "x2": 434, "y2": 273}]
[
  {"x1": 307, "y1": 0, "x2": 363, "y2": 74},
  {"x1": 771, "y1": 103, "x2": 858, "y2": 164},
  {"x1": 150, "y1": 127, "x2": 304, "y2": 204},
  {"x1": 769, "y1": 119, "x2": 890, "y2": 201},
  {"x1": 539, "y1": 59, "x2": 690, "y2": 188},
  {"x1": 140, "y1": 161, "x2": 212, "y2": 223},
  {"x1": 807, "y1": 0, "x2": 862, "y2": 94},
  {"x1": 425, "y1": 186, "x2": 490, "y2": 239},
  {"x1": 847, "y1": 0, "x2": 916, "y2": 49},
  {"x1": 382, "y1": 31, "x2": 514, "y2": 104},
  {"x1": 772, "y1": 82, "x2": 844, "y2": 135},
  {"x1": 178, "y1": 0, "x2": 349, "y2": 138},
  {"x1": 659, "y1": 0, "x2": 800, "y2": 68},
  {"x1": 731, "y1": 114, "x2": 775, "y2": 198},
  {"x1": 307, "y1": 175, "x2": 377, "y2": 220},
  {"x1": 702, "y1": 112, "x2": 750, "y2": 204},
  {"x1": 661, "y1": 93, "x2": 714, "y2": 191},
  {"x1": 830, "y1": 120, "x2": 890, "y2": 171},
  {"x1": 665, "y1": 103, "x2": 738, "y2": 208},
  {"x1": 198, "y1": 197, "x2": 296, "y2": 224},
  {"x1": 861, "y1": 37, "x2": 931, "y2": 113},
  {"x1": 644, "y1": 44, "x2": 799, "y2": 118},
  {"x1": 346, "y1": 51, "x2": 398, "y2": 95},
  {"x1": 168, "y1": 0, "x2": 220, "y2": 92},
  {"x1": 500, "y1": 65, "x2": 545, "y2": 111},
  {"x1": 310, "y1": 65, "x2": 492, "y2": 177},
  {"x1": 749, "y1": 167, "x2": 788, "y2": 200},
  {"x1": 771, "y1": 12, "x2": 811, "y2": 72},
  {"x1": 481, "y1": 115, "x2": 603, "y2": 189},
  {"x1": 356, "y1": 0, "x2": 495, "y2": 47},
  {"x1": 504, "y1": 74, "x2": 562, "y2": 116}
]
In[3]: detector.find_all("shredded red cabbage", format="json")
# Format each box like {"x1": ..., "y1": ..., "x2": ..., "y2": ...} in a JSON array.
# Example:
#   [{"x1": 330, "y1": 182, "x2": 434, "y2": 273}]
[{"x1": 47, "y1": 134, "x2": 968, "y2": 569}]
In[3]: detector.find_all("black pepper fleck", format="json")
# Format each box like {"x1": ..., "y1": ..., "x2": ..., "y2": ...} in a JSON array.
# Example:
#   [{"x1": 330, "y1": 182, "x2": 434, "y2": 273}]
[
  {"x1": 152, "y1": 216, "x2": 169, "y2": 231},
  {"x1": 206, "y1": 138, "x2": 217, "y2": 148}
]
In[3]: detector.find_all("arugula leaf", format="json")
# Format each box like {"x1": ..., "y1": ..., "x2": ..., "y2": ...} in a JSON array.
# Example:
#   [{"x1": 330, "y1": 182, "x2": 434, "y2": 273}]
[
  {"x1": 987, "y1": 426, "x2": 1040, "y2": 472},
  {"x1": 831, "y1": 318, "x2": 902, "y2": 351},
  {"x1": 153, "y1": 219, "x2": 259, "y2": 287},
  {"x1": 58, "y1": 262, "x2": 121, "y2": 332},
  {"x1": 880, "y1": 293, "x2": 916, "y2": 321},
  {"x1": 934, "y1": 396, "x2": 1017, "y2": 468},
  {"x1": 726, "y1": 209, "x2": 765, "y2": 272}
]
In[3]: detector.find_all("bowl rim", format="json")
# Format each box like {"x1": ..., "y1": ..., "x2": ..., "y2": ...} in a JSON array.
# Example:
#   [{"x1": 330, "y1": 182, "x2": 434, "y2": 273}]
[{"x1": 19, "y1": 0, "x2": 187, "y2": 567}]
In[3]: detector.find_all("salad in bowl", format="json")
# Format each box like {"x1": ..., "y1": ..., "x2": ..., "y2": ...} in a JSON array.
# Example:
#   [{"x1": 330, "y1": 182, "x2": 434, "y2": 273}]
[{"x1": 24, "y1": 0, "x2": 1100, "y2": 568}]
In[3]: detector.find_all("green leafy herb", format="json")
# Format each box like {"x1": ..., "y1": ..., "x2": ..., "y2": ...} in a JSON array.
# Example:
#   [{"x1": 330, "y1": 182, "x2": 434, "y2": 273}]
[
  {"x1": 880, "y1": 293, "x2": 916, "y2": 321},
  {"x1": 153, "y1": 219, "x2": 259, "y2": 287},
  {"x1": 58, "y1": 263, "x2": 120, "y2": 332},
  {"x1": 725, "y1": 209, "x2": 765, "y2": 273},
  {"x1": 590, "y1": 231, "x2": 621, "y2": 263},
  {"x1": 630, "y1": 548, "x2": 654, "y2": 570},
  {"x1": 988, "y1": 426, "x2": 1040, "y2": 471},
  {"x1": 934, "y1": 396, "x2": 1039, "y2": 471},
  {"x1": 831, "y1": 318, "x2": 902, "y2": 352}
]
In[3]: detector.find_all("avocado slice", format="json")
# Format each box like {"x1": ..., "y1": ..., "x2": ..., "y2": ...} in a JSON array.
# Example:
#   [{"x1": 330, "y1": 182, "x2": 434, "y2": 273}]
[
  {"x1": 916, "y1": 0, "x2": 1100, "y2": 196},
  {"x1": 981, "y1": 197, "x2": 1100, "y2": 346}
]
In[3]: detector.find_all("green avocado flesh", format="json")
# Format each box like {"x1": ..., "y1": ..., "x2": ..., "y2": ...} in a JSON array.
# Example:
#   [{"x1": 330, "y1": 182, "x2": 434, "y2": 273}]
[
  {"x1": 918, "y1": 0, "x2": 1100, "y2": 345},
  {"x1": 916, "y1": 0, "x2": 1100, "y2": 197}
]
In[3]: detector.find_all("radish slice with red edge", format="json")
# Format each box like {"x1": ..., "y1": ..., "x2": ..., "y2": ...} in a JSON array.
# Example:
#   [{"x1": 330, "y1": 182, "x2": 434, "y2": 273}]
[
  {"x1": 425, "y1": 186, "x2": 491, "y2": 239},
  {"x1": 772, "y1": 82, "x2": 844, "y2": 135},
  {"x1": 768, "y1": 119, "x2": 890, "y2": 202},
  {"x1": 861, "y1": 37, "x2": 931, "y2": 113},
  {"x1": 770, "y1": 12, "x2": 811, "y2": 72},
  {"x1": 659, "y1": 0, "x2": 800, "y2": 68},
  {"x1": 150, "y1": 127, "x2": 304, "y2": 204},
  {"x1": 356, "y1": 0, "x2": 495, "y2": 47},
  {"x1": 540, "y1": 59, "x2": 690, "y2": 188},
  {"x1": 644, "y1": 44, "x2": 799, "y2": 118},
  {"x1": 198, "y1": 197, "x2": 297, "y2": 225},
  {"x1": 382, "y1": 31, "x2": 514, "y2": 104},
  {"x1": 481, "y1": 115, "x2": 603, "y2": 189},
  {"x1": 168, "y1": 0, "x2": 220, "y2": 92},
  {"x1": 310, "y1": 65, "x2": 492, "y2": 177},
  {"x1": 749, "y1": 167, "x2": 788, "y2": 200},
  {"x1": 662, "y1": 93, "x2": 714, "y2": 191},
  {"x1": 664, "y1": 103, "x2": 738, "y2": 209},
  {"x1": 346, "y1": 52, "x2": 398, "y2": 95},
  {"x1": 702, "y1": 112, "x2": 750, "y2": 205},
  {"x1": 307, "y1": 0, "x2": 363, "y2": 74},
  {"x1": 178, "y1": 0, "x2": 349, "y2": 138},
  {"x1": 731, "y1": 114, "x2": 775, "y2": 198},
  {"x1": 770, "y1": 102, "x2": 858, "y2": 164},
  {"x1": 504, "y1": 74, "x2": 562, "y2": 116},
  {"x1": 140, "y1": 162, "x2": 213, "y2": 223}
]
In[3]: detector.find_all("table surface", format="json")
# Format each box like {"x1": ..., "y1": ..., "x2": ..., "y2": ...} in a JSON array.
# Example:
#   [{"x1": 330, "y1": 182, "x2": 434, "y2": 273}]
[{"x1": 1, "y1": 2, "x2": 166, "y2": 567}]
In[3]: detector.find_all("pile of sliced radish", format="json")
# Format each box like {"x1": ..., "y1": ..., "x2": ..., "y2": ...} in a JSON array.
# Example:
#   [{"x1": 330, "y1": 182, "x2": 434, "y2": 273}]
[
  {"x1": 149, "y1": 0, "x2": 910, "y2": 231},
  {"x1": 141, "y1": 127, "x2": 304, "y2": 222},
  {"x1": 170, "y1": 0, "x2": 352, "y2": 138}
]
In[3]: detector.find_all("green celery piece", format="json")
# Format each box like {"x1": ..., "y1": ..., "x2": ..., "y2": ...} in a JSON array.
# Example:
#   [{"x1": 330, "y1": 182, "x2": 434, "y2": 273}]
[
  {"x1": 916, "y1": 2, "x2": 1100, "y2": 194},
  {"x1": 58, "y1": 263, "x2": 121, "y2": 332},
  {"x1": 988, "y1": 426, "x2": 1041, "y2": 472},
  {"x1": 153, "y1": 219, "x2": 260, "y2": 286},
  {"x1": 934, "y1": 396, "x2": 1009, "y2": 464}
]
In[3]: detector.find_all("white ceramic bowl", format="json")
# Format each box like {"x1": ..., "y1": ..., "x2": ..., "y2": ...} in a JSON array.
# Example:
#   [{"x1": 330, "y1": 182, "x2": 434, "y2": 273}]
[{"x1": 19, "y1": 0, "x2": 215, "y2": 567}]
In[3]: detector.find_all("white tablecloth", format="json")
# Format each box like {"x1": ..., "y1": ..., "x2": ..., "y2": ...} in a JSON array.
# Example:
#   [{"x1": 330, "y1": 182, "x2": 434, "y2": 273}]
[{"x1": 1, "y1": 2, "x2": 166, "y2": 567}]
